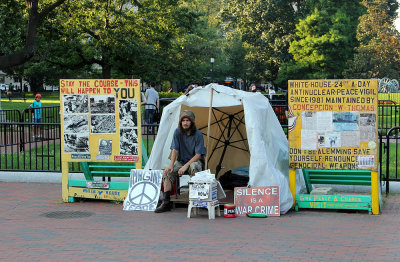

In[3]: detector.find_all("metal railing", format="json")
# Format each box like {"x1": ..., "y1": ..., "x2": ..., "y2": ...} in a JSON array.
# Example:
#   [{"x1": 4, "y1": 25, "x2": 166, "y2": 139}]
[
  {"x1": 384, "y1": 127, "x2": 400, "y2": 194},
  {"x1": 0, "y1": 122, "x2": 60, "y2": 171},
  {"x1": 0, "y1": 102, "x2": 399, "y2": 173},
  {"x1": 378, "y1": 104, "x2": 400, "y2": 135},
  {"x1": 0, "y1": 109, "x2": 21, "y2": 122},
  {"x1": 22, "y1": 106, "x2": 60, "y2": 123},
  {"x1": 0, "y1": 121, "x2": 158, "y2": 172},
  {"x1": 0, "y1": 106, "x2": 60, "y2": 123}
]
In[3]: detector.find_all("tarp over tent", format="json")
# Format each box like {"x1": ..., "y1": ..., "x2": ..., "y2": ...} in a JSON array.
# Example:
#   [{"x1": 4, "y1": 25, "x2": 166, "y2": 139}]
[{"x1": 144, "y1": 84, "x2": 293, "y2": 214}]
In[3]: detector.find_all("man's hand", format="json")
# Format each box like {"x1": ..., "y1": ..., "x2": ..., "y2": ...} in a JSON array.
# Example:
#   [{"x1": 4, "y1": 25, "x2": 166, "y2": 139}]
[
  {"x1": 178, "y1": 165, "x2": 188, "y2": 176},
  {"x1": 163, "y1": 166, "x2": 173, "y2": 177}
]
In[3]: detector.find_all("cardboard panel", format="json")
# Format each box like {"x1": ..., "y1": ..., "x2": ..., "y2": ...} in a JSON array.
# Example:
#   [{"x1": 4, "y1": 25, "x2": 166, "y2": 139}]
[
  {"x1": 59, "y1": 79, "x2": 142, "y2": 163},
  {"x1": 288, "y1": 79, "x2": 378, "y2": 171}
]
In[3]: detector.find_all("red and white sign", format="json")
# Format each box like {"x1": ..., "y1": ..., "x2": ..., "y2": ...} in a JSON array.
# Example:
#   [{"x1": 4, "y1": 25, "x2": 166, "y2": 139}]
[
  {"x1": 234, "y1": 186, "x2": 280, "y2": 216},
  {"x1": 114, "y1": 156, "x2": 138, "y2": 161}
]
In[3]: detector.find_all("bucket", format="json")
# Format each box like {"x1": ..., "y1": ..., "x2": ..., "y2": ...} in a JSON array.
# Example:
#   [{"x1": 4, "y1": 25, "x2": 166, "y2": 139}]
[{"x1": 224, "y1": 203, "x2": 236, "y2": 218}]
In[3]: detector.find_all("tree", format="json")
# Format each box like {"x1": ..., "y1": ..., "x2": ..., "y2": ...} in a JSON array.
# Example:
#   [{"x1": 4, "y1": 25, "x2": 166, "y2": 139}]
[
  {"x1": 276, "y1": 1, "x2": 363, "y2": 85},
  {"x1": 221, "y1": 0, "x2": 297, "y2": 83},
  {"x1": 223, "y1": 31, "x2": 247, "y2": 85},
  {"x1": 0, "y1": 0, "x2": 66, "y2": 70},
  {"x1": 46, "y1": 0, "x2": 213, "y2": 83},
  {"x1": 343, "y1": 0, "x2": 400, "y2": 79}
]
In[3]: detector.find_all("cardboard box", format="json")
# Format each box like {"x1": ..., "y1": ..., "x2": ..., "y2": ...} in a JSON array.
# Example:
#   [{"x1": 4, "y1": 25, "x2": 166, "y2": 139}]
[
  {"x1": 188, "y1": 179, "x2": 226, "y2": 201},
  {"x1": 189, "y1": 180, "x2": 217, "y2": 201}
]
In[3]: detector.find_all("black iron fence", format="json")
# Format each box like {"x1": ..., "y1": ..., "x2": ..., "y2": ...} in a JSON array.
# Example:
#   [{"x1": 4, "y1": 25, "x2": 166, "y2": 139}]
[
  {"x1": 0, "y1": 121, "x2": 158, "y2": 172},
  {"x1": 0, "y1": 122, "x2": 60, "y2": 171},
  {"x1": 0, "y1": 106, "x2": 60, "y2": 123},
  {"x1": 0, "y1": 109, "x2": 21, "y2": 122},
  {"x1": 377, "y1": 104, "x2": 400, "y2": 135},
  {"x1": 382, "y1": 127, "x2": 400, "y2": 194},
  {"x1": 0, "y1": 103, "x2": 399, "y2": 177},
  {"x1": 22, "y1": 106, "x2": 61, "y2": 123}
]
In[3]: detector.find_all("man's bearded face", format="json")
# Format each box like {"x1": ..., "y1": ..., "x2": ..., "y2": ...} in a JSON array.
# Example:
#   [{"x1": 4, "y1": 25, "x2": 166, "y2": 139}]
[{"x1": 181, "y1": 118, "x2": 192, "y2": 131}]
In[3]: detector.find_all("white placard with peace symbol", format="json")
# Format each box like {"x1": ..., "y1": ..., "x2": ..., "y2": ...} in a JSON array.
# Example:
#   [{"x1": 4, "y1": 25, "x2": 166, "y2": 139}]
[{"x1": 123, "y1": 169, "x2": 163, "y2": 211}]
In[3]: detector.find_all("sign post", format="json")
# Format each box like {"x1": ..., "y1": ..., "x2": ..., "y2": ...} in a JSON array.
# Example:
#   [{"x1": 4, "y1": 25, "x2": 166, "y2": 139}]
[
  {"x1": 60, "y1": 79, "x2": 142, "y2": 202},
  {"x1": 287, "y1": 79, "x2": 379, "y2": 214}
]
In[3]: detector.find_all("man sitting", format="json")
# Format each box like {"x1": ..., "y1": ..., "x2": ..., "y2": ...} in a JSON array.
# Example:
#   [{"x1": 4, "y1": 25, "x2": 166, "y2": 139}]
[{"x1": 155, "y1": 110, "x2": 206, "y2": 213}]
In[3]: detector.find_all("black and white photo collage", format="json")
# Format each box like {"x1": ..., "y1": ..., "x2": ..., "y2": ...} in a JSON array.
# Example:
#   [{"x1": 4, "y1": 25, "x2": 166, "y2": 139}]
[
  {"x1": 119, "y1": 99, "x2": 139, "y2": 156},
  {"x1": 63, "y1": 95, "x2": 90, "y2": 153},
  {"x1": 90, "y1": 95, "x2": 116, "y2": 134}
]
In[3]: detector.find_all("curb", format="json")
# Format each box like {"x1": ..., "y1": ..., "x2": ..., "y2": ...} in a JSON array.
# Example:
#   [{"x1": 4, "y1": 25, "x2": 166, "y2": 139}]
[
  {"x1": 1, "y1": 172, "x2": 399, "y2": 194},
  {"x1": 0, "y1": 172, "x2": 130, "y2": 183}
]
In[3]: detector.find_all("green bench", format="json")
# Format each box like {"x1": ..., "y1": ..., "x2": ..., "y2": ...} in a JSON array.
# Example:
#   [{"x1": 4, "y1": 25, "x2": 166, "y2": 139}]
[
  {"x1": 7, "y1": 91, "x2": 26, "y2": 101},
  {"x1": 295, "y1": 169, "x2": 373, "y2": 214},
  {"x1": 67, "y1": 142, "x2": 149, "y2": 201},
  {"x1": 68, "y1": 162, "x2": 137, "y2": 190}
]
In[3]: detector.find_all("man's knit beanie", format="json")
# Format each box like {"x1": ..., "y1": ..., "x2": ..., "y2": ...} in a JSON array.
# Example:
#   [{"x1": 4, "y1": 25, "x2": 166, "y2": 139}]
[{"x1": 180, "y1": 110, "x2": 195, "y2": 122}]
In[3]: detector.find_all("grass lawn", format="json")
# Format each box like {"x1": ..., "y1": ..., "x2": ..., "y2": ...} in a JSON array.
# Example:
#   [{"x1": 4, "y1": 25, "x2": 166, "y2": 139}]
[
  {"x1": 0, "y1": 91, "x2": 398, "y2": 178},
  {"x1": 1, "y1": 141, "x2": 61, "y2": 171},
  {"x1": 1, "y1": 91, "x2": 60, "y2": 112},
  {"x1": 2, "y1": 138, "x2": 398, "y2": 181},
  {"x1": 381, "y1": 142, "x2": 400, "y2": 180},
  {"x1": 1, "y1": 137, "x2": 155, "y2": 171}
]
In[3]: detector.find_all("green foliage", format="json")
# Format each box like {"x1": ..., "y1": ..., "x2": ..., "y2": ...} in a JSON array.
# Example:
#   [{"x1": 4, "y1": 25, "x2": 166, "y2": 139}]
[
  {"x1": 276, "y1": 1, "x2": 363, "y2": 84},
  {"x1": 221, "y1": 0, "x2": 297, "y2": 83},
  {"x1": 223, "y1": 31, "x2": 247, "y2": 82},
  {"x1": 159, "y1": 91, "x2": 182, "y2": 98},
  {"x1": 1, "y1": 0, "x2": 218, "y2": 89},
  {"x1": 275, "y1": 62, "x2": 310, "y2": 87},
  {"x1": 1, "y1": 0, "x2": 400, "y2": 88},
  {"x1": 343, "y1": 0, "x2": 400, "y2": 79},
  {"x1": 0, "y1": 0, "x2": 26, "y2": 56}
]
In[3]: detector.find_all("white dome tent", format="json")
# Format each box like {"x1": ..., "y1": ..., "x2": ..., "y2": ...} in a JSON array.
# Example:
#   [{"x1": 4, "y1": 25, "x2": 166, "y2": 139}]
[{"x1": 144, "y1": 84, "x2": 293, "y2": 214}]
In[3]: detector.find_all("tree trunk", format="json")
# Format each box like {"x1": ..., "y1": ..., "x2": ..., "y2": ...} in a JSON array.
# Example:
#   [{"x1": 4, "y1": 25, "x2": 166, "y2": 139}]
[
  {"x1": 29, "y1": 77, "x2": 44, "y2": 94},
  {"x1": 19, "y1": 77, "x2": 23, "y2": 92},
  {"x1": 102, "y1": 64, "x2": 112, "y2": 79},
  {"x1": 0, "y1": 0, "x2": 66, "y2": 70}
]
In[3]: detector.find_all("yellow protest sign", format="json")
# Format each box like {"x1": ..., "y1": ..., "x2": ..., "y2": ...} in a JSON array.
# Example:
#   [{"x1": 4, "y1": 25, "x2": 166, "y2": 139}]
[
  {"x1": 288, "y1": 79, "x2": 378, "y2": 171},
  {"x1": 60, "y1": 79, "x2": 142, "y2": 163}
]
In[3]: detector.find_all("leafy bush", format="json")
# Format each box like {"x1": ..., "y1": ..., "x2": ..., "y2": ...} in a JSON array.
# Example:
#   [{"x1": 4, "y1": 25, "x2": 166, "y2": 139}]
[{"x1": 159, "y1": 91, "x2": 182, "y2": 98}]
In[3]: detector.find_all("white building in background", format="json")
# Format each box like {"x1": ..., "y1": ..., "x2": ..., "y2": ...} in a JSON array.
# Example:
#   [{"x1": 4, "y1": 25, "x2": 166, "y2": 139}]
[
  {"x1": 0, "y1": 70, "x2": 59, "y2": 92},
  {"x1": 0, "y1": 70, "x2": 31, "y2": 92}
]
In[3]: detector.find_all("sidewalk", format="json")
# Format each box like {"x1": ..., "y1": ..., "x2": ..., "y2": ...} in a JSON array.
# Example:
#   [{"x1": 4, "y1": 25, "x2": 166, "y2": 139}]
[{"x1": 0, "y1": 182, "x2": 399, "y2": 261}]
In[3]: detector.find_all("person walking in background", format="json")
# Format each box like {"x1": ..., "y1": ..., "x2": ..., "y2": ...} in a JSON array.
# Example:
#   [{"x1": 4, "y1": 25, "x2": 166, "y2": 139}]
[
  {"x1": 29, "y1": 93, "x2": 42, "y2": 140},
  {"x1": 141, "y1": 92, "x2": 146, "y2": 106},
  {"x1": 145, "y1": 82, "x2": 159, "y2": 132},
  {"x1": 269, "y1": 86, "x2": 276, "y2": 100}
]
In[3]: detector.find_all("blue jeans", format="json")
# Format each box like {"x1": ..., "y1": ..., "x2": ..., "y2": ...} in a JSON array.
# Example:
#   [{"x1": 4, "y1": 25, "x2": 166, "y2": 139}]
[
  {"x1": 32, "y1": 118, "x2": 42, "y2": 127},
  {"x1": 145, "y1": 109, "x2": 155, "y2": 124}
]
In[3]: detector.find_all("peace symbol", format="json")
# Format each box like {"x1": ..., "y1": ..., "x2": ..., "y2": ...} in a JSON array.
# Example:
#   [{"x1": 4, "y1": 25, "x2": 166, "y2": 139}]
[{"x1": 128, "y1": 181, "x2": 158, "y2": 205}]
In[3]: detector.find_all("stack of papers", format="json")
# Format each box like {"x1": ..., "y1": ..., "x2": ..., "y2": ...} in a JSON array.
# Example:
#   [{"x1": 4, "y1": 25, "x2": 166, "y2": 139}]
[
  {"x1": 189, "y1": 169, "x2": 226, "y2": 200},
  {"x1": 190, "y1": 169, "x2": 215, "y2": 181}
]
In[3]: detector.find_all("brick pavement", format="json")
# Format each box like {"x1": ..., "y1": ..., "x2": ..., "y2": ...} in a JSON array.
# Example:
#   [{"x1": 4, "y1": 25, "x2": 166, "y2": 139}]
[{"x1": 0, "y1": 182, "x2": 399, "y2": 261}]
